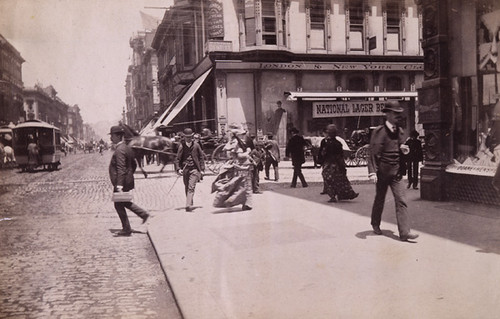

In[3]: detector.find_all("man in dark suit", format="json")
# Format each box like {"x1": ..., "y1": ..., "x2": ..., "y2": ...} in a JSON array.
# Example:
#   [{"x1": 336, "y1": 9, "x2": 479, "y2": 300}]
[
  {"x1": 286, "y1": 127, "x2": 308, "y2": 188},
  {"x1": 264, "y1": 132, "x2": 280, "y2": 181},
  {"x1": 177, "y1": 128, "x2": 205, "y2": 212},
  {"x1": 405, "y1": 130, "x2": 423, "y2": 189},
  {"x1": 367, "y1": 101, "x2": 419, "y2": 242},
  {"x1": 109, "y1": 125, "x2": 149, "y2": 237}
]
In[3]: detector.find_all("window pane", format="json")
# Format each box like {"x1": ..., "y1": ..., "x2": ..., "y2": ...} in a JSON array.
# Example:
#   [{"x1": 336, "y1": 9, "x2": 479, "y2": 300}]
[
  {"x1": 263, "y1": 17, "x2": 276, "y2": 32},
  {"x1": 245, "y1": 0, "x2": 255, "y2": 18},
  {"x1": 386, "y1": 1, "x2": 400, "y2": 26},
  {"x1": 349, "y1": 0, "x2": 364, "y2": 24},
  {"x1": 387, "y1": 31, "x2": 400, "y2": 51},
  {"x1": 263, "y1": 34, "x2": 277, "y2": 45},
  {"x1": 310, "y1": 28, "x2": 325, "y2": 49},
  {"x1": 246, "y1": 18, "x2": 256, "y2": 46},
  {"x1": 262, "y1": 0, "x2": 274, "y2": 16},
  {"x1": 349, "y1": 30, "x2": 363, "y2": 50}
]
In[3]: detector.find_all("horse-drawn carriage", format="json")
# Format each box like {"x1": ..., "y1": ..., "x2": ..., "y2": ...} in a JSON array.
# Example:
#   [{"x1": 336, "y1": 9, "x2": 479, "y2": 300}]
[
  {"x1": 305, "y1": 128, "x2": 372, "y2": 168},
  {"x1": 122, "y1": 124, "x2": 230, "y2": 178}
]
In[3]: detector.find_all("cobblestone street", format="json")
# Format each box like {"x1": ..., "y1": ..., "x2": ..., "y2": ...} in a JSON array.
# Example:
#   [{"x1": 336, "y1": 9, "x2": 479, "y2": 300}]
[{"x1": 0, "y1": 151, "x2": 182, "y2": 319}]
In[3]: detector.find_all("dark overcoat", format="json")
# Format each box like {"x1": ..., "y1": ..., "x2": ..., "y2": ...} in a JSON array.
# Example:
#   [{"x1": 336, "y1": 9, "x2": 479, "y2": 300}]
[{"x1": 109, "y1": 142, "x2": 137, "y2": 191}]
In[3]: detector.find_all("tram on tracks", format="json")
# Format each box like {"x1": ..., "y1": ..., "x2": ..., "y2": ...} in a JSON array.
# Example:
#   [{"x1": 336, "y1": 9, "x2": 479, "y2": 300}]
[{"x1": 12, "y1": 120, "x2": 62, "y2": 171}]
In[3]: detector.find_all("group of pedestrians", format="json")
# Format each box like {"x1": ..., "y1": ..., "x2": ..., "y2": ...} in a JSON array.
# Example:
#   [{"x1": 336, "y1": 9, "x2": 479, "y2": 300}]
[{"x1": 107, "y1": 100, "x2": 419, "y2": 242}]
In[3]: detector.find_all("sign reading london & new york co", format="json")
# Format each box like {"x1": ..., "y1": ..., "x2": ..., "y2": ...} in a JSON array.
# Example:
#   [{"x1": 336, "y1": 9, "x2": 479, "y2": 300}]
[{"x1": 313, "y1": 101, "x2": 386, "y2": 118}]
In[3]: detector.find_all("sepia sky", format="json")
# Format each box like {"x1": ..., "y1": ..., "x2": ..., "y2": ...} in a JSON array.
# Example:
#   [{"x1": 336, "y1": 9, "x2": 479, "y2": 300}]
[{"x1": 0, "y1": 0, "x2": 173, "y2": 124}]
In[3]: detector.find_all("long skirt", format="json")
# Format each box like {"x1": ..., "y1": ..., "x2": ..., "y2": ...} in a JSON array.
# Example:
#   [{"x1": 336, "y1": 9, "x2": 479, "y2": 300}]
[
  {"x1": 322, "y1": 163, "x2": 357, "y2": 200},
  {"x1": 212, "y1": 168, "x2": 252, "y2": 208}
]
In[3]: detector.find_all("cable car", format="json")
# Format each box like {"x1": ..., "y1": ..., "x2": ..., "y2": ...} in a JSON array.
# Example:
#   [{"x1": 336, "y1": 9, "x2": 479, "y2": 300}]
[{"x1": 12, "y1": 120, "x2": 62, "y2": 171}]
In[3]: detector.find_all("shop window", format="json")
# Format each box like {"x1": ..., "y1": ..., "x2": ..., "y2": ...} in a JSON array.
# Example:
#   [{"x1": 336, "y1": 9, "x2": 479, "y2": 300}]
[
  {"x1": 348, "y1": 76, "x2": 367, "y2": 91},
  {"x1": 385, "y1": 0, "x2": 402, "y2": 52},
  {"x1": 348, "y1": 0, "x2": 365, "y2": 51},
  {"x1": 386, "y1": 76, "x2": 402, "y2": 91},
  {"x1": 309, "y1": 0, "x2": 326, "y2": 49},
  {"x1": 242, "y1": 0, "x2": 288, "y2": 47}
]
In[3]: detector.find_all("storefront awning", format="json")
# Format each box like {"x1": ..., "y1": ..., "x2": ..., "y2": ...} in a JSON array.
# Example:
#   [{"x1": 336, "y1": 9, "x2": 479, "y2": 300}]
[
  {"x1": 153, "y1": 68, "x2": 212, "y2": 129},
  {"x1": 139, "y1": 119, "x2": 157, "y2": 136},
  {"x1": 285, "y1": 91, "x2": 418, "y2": 101}
]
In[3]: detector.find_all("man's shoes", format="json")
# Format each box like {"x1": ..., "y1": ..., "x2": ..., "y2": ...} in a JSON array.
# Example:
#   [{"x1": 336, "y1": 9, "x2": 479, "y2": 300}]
[
  {"x1": 242, "y1": 205, "x2": 252, "y2": 211},
  {"x1": 400, "y1": 233, "x2": 419, "y2": 241},
  {"x1": 407, "y1": 184, "x2": 411, "y2": 189},
  {"x1": 302, "y1": 184, "x2": 308, "y2": 188},
  {"x1": 372, "y1": 225, "x2": 383, "y2": 235},
  {"x1": 115, "y1": 230, "x2": 132, "y2": 237},
  {"x1": 413, "y1": 186, "x2": 419, "y2": 190},
  {"x1": 290, "y1": 185, "x2": 296, "y2": 188},
  {"x1": 274, "y1": 179, "x2": 279, "y2": 182},
  {"x1": 264, "y1": 177, "x2": 270, "y2": 180},
  {"x1": 320, "y1": 191, "x2": 327, "y2": 195},
  {"x1": 253, "y1": 191, "x2": 262, "y2": 194},
  {"x1": 185, "y1": 206, "x2": 194, "y2": 212},
  {"x1": 142, "y1": 214, "x2": 150, "y2": 224}
]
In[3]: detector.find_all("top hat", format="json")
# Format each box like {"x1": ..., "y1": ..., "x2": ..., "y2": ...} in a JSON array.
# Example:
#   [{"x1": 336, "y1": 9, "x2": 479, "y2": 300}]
[
  {"x1": 182, "y1": 128, "x2": 194, "y2": 137},
  {"x1": 382, "y1": 100, "x2": 404, "y2": 113},
  {"x1": 109, "y1": 125, "x2": 125, "y2": 135},
  {"x1": 290, "y1": 127, "x2": 299, "y2": 134},
  {"x1": 228, "y1": 123, "x2": 246, "y2": 135}
]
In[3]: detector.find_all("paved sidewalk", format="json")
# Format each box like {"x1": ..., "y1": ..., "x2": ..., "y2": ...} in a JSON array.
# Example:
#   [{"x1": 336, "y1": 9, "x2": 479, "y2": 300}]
[{"x1": 144, "y1": 161, "x2": 500, "y2": 319}]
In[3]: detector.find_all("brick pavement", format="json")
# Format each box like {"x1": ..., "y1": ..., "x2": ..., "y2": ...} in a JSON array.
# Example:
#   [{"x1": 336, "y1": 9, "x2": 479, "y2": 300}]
[{"x1": 0, "y1": 152, "x2": 182, "y2": 319}]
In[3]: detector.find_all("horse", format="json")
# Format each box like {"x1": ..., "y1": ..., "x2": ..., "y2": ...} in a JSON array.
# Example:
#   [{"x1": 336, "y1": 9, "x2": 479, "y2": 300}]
[
  {"x1": 0, "y1": 143, "x2": 16, "y2": 169},
  {"x1": 3, "y1": 145, "x2": 15, "y2": 167},
  {"x1": 127, "y1": 135, "x2": 176, "y2": 178}
]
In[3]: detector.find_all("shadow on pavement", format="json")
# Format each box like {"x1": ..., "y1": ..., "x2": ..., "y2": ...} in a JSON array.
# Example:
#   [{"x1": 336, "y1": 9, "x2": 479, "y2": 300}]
[{"x1": 266, "y1": 183, "x2": 500, "y2": 255}]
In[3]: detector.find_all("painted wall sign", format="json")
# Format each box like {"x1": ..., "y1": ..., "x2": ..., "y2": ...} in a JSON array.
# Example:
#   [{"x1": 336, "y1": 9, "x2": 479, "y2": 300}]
[
  {"x1": 207, "y1": 0, "x2": 224, "y2": 38},
  {"x1": 216, "y1": 61, "x2": 423, "y2": 71},
  {"x1": 312, "y1": 101, "x2": 386, "y2": 118}
]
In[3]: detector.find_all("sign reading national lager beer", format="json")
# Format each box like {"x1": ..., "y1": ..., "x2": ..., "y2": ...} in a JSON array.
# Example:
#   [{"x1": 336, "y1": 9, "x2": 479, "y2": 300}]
[{"x1": 312, "y1": 101, "x2": 386, "y2": 118}]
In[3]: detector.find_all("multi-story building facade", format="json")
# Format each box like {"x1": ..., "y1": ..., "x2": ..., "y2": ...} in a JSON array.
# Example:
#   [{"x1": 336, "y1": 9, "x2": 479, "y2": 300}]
[
  {"x1": 0, "y1": 34, "x2": 25, "y2": 126},
  {"x1": 125, "y1": 30, "x2": 161, "y2": 132},
  {"x1": 23, "y1": 85, "x2": 84, "y2": 141},
  {"x1": 152, "y1": 0, "x2": 423, "y2": 148}
]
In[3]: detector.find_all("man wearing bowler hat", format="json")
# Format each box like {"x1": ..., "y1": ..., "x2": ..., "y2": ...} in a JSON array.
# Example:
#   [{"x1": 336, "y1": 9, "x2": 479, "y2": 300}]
[
  {"x1": 108, "y1": 125, "x2": 149, "y2": 236},
  {"x1": 367, "y1": 100, "x2": 419, "y2": 242},
  {"x1": 177, "y1": 127, "x2": 205, "y2": 212}
]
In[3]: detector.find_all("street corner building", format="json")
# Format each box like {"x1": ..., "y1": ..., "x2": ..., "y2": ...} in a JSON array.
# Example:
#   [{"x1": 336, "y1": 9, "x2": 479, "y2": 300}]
[{"x1": 124, "y1": 0, "x2": 500, "y2": 206}]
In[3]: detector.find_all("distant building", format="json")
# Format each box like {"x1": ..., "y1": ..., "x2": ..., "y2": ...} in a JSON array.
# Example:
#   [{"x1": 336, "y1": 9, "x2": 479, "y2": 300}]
[
  {"x1": 0, "y1": 34, "x2": 25, "y2": 126},
  {"x1": 23, "y1": 85, "x2": 84, "y2": 141},
  {"x1": 151, "y1": 0, "x2": 424, "y2": 147},
  {"x1": 125, "y1": 26, "x2": 161, "y2": 132}
]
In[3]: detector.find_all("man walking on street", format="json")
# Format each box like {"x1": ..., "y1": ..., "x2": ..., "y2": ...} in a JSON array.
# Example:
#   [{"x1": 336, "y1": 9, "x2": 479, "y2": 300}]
[
  {"x1": 405, "y1": 130, "x2": 423, "y2": 189},
  {"x1": 177, "y1": 128, "x2": 205, "y2": 212},
  {"x1": 367, "y1": 101, "x2": 419, "y2": 241},
  {"x1": 264, "y1": 132, "x2": 280, "y2": 181},
  {"x1": 286, "y1": 127, "x2": 308, "y2": 188},
  {"x1": 109, "y1": 125, "x2": 149, "y2": 236}
]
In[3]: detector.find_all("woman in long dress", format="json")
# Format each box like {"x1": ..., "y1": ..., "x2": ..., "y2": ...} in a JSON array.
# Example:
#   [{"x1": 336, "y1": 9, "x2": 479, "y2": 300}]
[
  {"x1": 318, "y1": 124, "x2": 359, "y2": 202},
  {"x1": 211, "y1": 138, "x2": 253, "y2": 211}
]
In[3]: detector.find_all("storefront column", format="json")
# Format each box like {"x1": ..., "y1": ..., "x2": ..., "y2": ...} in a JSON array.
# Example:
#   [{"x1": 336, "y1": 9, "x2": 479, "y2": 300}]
[{"x1": 418, "y1": 0, "x2": 454, "y2": 201}]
